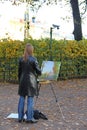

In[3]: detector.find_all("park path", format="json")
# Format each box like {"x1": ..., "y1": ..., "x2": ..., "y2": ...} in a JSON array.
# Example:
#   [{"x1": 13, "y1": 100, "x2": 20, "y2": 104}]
[{"x1": 0, "y1": 79, "x2": 87, "y2": 130}]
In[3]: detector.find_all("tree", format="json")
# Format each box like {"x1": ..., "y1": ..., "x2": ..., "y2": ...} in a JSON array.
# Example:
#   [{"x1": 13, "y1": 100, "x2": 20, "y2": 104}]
[{"x1": 70, "y1": 0, "x2": 82, "y2": 41}]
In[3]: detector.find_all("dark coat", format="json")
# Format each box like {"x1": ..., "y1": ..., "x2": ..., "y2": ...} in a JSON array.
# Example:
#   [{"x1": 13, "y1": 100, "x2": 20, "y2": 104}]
[{"x1": 18, "y1": 56, "x2": 41, "y2": 97}]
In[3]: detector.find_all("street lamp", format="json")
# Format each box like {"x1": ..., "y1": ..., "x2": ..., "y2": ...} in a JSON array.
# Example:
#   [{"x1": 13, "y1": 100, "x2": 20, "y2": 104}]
[{"x1": 49, "y1": 24, "x2": 59, "y2": 61}]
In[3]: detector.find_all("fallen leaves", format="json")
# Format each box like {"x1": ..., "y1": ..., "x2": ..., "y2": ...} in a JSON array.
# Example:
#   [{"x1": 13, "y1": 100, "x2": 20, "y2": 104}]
[{"x1": 0, "y1": 79, "x2": 87, "y2": 130}]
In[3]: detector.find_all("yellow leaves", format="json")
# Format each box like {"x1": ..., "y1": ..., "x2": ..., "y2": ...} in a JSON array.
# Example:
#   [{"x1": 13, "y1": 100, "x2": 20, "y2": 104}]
[
  {"x1": 62, "y1": 40, "x2": 87, "y2": 59},
  {"x1": 0, "y1": 38, "x2": 87, "y2": 61},
  {"x1": 0, "y1": 40, "x2": 21, "y2": 58},
  {"x1": 0, "y1": 38, "x2": 87, "y2": 80}
]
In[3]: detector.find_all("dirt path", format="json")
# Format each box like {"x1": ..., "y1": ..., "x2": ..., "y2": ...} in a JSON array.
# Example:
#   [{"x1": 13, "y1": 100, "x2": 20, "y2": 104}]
[{"x1": 0, "y1": 79, "x2": 87, "y2": 130}]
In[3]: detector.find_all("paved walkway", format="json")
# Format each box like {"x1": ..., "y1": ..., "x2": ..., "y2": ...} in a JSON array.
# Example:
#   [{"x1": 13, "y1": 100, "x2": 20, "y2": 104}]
[{"x1": 0, "y1": 79, "x2": 87, "y2": 130}]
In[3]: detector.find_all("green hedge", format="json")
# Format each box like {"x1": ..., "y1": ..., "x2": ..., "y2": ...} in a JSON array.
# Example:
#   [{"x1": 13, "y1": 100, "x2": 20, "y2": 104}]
[{"x1": 0, "y1": 38, "x2": 87, "y2": 81}]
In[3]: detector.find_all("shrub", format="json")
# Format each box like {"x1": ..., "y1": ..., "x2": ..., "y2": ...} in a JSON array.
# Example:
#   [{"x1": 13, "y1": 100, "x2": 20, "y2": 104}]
[{"x1": 0, "y1": 38, "x2": 87, "y2": 81}]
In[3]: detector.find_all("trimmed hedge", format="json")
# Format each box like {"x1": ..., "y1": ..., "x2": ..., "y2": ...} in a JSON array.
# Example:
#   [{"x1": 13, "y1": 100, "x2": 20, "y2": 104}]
[{"x1": 0, "y1": 38, "x2": 87, "y2": 81}]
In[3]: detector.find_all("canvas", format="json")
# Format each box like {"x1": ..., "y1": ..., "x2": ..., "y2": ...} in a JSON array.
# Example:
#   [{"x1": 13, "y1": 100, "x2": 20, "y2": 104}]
[{"x1": 39, "y1": 61, "x2": 61, "y2": 81}]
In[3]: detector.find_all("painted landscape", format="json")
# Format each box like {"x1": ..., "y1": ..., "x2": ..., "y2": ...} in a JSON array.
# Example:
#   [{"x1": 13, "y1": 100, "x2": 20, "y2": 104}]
[{"x1": 39, "y1": 61, "x2": 61, "y2": 81}]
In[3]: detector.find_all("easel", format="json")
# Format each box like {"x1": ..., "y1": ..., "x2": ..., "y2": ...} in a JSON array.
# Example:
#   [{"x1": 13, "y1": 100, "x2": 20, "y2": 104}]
[{"x1": 35, "y1": 61, "x2": 65, "y2": 120}]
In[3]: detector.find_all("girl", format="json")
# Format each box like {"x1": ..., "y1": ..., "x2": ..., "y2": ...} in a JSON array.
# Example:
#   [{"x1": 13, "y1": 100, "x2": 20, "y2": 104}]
[{"x1": 18, "y1": 43, "x2": 41, "y2": 123}]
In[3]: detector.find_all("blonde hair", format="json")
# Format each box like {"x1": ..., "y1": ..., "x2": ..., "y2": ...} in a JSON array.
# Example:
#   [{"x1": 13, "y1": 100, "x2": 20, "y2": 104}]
[{"x1": 23, "y1": 43, "x2": 34, "y2": 62}]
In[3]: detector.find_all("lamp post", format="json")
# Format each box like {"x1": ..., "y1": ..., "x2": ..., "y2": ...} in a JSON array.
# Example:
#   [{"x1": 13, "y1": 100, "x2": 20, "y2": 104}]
[
  {"x1": 49, "y1": 24, "x2": 59, "y2": 61},
  {"x1": 49, "y1": 27, "x2": 53, "y2": 61}
]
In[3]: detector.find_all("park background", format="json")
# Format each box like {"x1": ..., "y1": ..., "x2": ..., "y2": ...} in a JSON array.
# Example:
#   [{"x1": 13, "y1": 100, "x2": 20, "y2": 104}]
[
  {"x1": 0, "y1": 1, "x2": 87, "y2": 130},
  {"x1": 0, "y1": 0, "x2": 87, "y2": 82},
  {"x1": 0, "y1": 0, "x2": 87, "y2": 40}
]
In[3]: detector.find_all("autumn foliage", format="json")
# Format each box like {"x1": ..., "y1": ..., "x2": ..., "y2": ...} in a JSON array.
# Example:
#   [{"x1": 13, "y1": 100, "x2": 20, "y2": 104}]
[{"x1": 0, "y1": 38, "x2": 87, "y2": 81}]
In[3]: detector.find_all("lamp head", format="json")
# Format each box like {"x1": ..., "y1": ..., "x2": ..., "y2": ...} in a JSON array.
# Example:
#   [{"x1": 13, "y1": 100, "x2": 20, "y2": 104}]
[{"x1": 52, "y1": 24, "x2": 60, "y2": 29}]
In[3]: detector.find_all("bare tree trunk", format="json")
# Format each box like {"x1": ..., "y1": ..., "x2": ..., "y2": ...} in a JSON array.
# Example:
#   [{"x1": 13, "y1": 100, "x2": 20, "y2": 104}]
[
  {"x1": 86, "y1": 0, "x2": 87, "y2": 4},
  {"x1": 70, "y1": 0, "x2": 82, "y2": 41}
]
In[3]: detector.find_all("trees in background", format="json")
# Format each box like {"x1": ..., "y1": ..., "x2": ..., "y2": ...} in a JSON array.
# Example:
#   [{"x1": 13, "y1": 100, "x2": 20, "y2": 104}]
[
  {"x1": 2, "y1": 0, "x2": 86, "y2": 40},
  {"x1": 70, "y1": 0, "x2": 82, "y2": 41},
  {"x1": 30, "y1": 0, "x2": 87, "y2": 41}
]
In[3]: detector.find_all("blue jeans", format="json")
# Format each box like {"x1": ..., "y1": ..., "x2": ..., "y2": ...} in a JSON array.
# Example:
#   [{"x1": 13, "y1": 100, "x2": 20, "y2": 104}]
[{"x1": 18, "y1": 96, "x2": 34, "y2": 120}]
